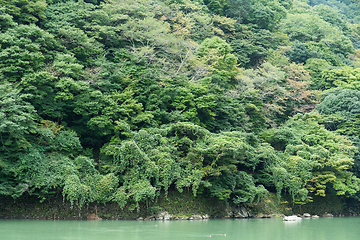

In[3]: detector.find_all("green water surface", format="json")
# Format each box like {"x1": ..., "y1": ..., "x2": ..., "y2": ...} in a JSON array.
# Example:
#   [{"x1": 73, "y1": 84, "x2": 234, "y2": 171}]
[{"x1": 1, "y1": 217, "x2": 359, "y2": 240}]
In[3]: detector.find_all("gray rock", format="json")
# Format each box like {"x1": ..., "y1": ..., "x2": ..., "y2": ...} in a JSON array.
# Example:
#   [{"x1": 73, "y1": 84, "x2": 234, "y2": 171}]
[
  {"x1": 188, "y1": 217, "x2": 194, "y2": 220},
  {"x1": 283, "y1": 215, "x2": 302, "y2": 221},
  {"x1": 164, "y1": 213, "x2": 172, "y2": 221},
  {"x1": 233, "y1": 207, "x2": 250, "y2": 218},
  {"x1": 323, "y1": 213, "x2": 333, "y2": 218},
  {"x1": 311, "y1": 215, "x2": 319, "y2": 218},
  {"x1": 157, "y1": 211, "x2": 172, "y2": 220},
  {"x1": 192, "y1": 215, "x2": 203, "y2": 220},
  {"x1": 137, "y1": 217, "x2": 143, "y2": 221},
  {"x1": 303, "y1": 213, "x2": 311, "y2": 218},
  {"x1": 202, "y1": 214, "x2": 210, "y2": 219},
  {"x1": 225, "y1": 208, "x2": 233, "y2": 218}
]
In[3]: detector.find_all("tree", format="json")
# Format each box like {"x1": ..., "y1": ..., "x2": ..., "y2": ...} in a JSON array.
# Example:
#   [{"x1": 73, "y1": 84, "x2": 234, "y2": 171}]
[
  {"x1": 235, "y1": 62, "x2": 288, "y2": 126},
  {"x1": 316, "y1": 88, "x2": 360, "y2": 120},
  {"x1": 304, "y1": 58, "x2": 331, "y2": 90},
  {"x1": 263, "y1": 112, "x2": 360, "y2": 201},
  {"x1": 0, "y1": 0, "x2": 47, "y2": 24},
  {"x1": 0, "y1": 8, "x2": 17, "y2": 32},
  {"x1": 197, "y1": 36, "x2": 238, "y2": 87},
  {"x1": 321, "y1": 67, "x2": 360, "y2": 90},
  {"x1": 231, "y1": 27, "x2": 280, "y2": 68},
  {"x1": 0, "y1": 24, "x2": 62, "y2": 82},
  {"x1": 282, "y1": 63, "x2": 317, "y2": 114},
  {"x1": 0, "y1": 84, "x2": 37, "y2": 156},
  {"x1": 102, "y1": 122, "x2": 270, "y2": 207},
  {"x1": 204, "y1": 0, "x2": 229, "y2": 15}
]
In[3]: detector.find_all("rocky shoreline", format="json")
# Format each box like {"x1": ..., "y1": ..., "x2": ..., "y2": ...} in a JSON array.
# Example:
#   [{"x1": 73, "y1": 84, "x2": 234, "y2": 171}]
[
  {"x1": 2, "y1": 205, "x2": 358, "y2": 221},
  {"x1": 1, "y1": 193, "x2": 359, "y2": 221}
]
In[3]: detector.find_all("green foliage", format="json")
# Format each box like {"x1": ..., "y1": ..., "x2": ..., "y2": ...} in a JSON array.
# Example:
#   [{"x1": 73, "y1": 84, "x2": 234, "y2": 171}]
[
  {"x1": 197, "y1": 36, "x2": 238, "y2": 73},
  {"x1": 322, "y1": 67, "x2": 360, "y2": 89},
  {"x1": 235, "y1": 62, "x2": 289, "y2": 126},
  {"x1": 0, "y1": 0, "x2": 47, "y2": 24},
  {"x1": 316, "y1": 88, "x2": 360, "y2": 120},
  {"x1": 101, "y1": 122, "x2": 271, "y2": 207},
  {"x1": 231, "y1": 26, "x2": 281, "y2": 68},
  {"x1": 264, "y1": 112, "x2": 360, "y2": 201},
  {"x1": 0, "y1": 24, "x2": 62, "y2": 82},
  {"x1": 0, "y1": 84, "x2": 37, "y2": 155},
  {"x1": 1, "y1": 0, "x2": 360, "y2": 212},
  {"x1": 266, "y1": 113, "x2": 359, "y2": 201},
  {"x1": 309, "y1": 0, "x2": 360, "y2": 23},
  {"x1": 304, "y1": 58, "x2": 331, "y2": 89},
  {"x1": 0, "y1": 8, "x2": 17, "y2": 32},
  {"x1": 204, "y1": 0, "x2": 229, "y2": 14},
  {"x1": 286, "y1": 40, "x2": 313, "y2": 64},
  {"x1": 316, "y1": 88, "x2": 360, "y2": 179},
  {"x1": 44, "y1": 0, "x2": 95, "y2": 31}
]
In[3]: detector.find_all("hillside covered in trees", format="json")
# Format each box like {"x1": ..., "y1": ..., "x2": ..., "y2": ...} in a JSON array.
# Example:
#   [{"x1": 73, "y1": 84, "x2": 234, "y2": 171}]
[{"x1": 1, "y1": 0, "x2": 360, "y2": 214}]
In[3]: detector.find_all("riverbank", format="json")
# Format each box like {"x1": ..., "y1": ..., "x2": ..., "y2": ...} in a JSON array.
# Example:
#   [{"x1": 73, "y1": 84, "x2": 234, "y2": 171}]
[{"x1": 0, "y1": 191, "x2": 358, "y2": 220}]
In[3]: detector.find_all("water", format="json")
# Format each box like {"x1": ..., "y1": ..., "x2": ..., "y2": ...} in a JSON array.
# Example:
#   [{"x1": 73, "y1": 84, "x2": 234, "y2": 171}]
[{"x1": 0, "y1": 217, "x2": 359, "y2": 240}]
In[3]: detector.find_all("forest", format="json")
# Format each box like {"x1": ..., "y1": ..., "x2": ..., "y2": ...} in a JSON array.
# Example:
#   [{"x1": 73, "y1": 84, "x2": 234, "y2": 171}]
[{"x1": 1, "y1": 0, "x2": 360, "y2": 213}]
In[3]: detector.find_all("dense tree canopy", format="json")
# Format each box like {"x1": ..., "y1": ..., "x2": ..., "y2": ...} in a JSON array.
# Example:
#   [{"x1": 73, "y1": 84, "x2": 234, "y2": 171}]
[{"x1": 1, "y1": 0, "x2": 360, "y2": 211}]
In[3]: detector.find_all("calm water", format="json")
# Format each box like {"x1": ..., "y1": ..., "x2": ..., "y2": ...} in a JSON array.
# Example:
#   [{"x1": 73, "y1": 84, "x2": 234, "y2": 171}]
[{"x1": 1, "y1": 217, "x2": 359, "y2": 240}]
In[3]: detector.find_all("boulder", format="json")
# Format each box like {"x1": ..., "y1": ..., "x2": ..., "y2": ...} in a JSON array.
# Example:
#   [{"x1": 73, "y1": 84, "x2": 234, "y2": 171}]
[
  {"x1": 157, "y1": 211, "x2": 172, "y2": 220},
  {"x1": 303, "y1": 213, "x2": 311, "y2": 218},
  {"x1": 164, "y1": 213, "x2": 172, "y2": 221},
  {"x1": 192, "y1": 215, "x2": 203, "y2": 220},
  {"x1": 233, "y1": 207, "x2": 251, "y2": 218},
  {"x1": 255, "y1": 213, "x2": 264, "y2": 218},
  {"x1": 323, "y1": 213, "x2": 333, "y2": 218},
  {"x1": 283, "y1": 215, "x2": 302, "y2": 221},
  {"x1": 87, "y1": 213, "x2": 102, "y2": 220},
  {"x1": 311, "y1": 215, "x2": 319, "y2": 218},
  {"x1": 225, "y1": 208, "x2": 233, "y2": 218},
  {"x1": 202, "y1": 214, "x2": 210, "y2": 219}
]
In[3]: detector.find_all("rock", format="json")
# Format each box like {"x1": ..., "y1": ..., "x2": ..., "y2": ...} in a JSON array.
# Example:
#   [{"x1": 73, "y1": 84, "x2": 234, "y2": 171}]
[
  {"x1": 225, "y1": 208, "x2": 233, "y2": 218},
  {"x1": 192, "y1": 215, "x2": 203, "y2": 220},
  {"x1": 144, "y1": 215, "x2": 155, "y2": 221},
  {"x1": 137, "y1": 217, "x2": 143, "y2": 221},
  {"x1": 164, "y1": 213, "x2": 172, "y2": 221},
  {"x1": 188, "y1": 217, "x2": 194, "y2": 220},
  {"x1": 283, "y1": 215, "x2": 302, "y2": 221},
  {"x1": 323, "y1": 213, "x2": 333, "y2": 218},
  {"x1": 157, "y1": 211, "x2": 172, "y2": 220},
  {"x1": 311, "y1": 215, "x2": 319, "y2": 218},
  {"x1": 255, "y1": 213, "x2": 264, "y2": 218},
  {"x1": 233, "y1": 207, "x2": 250, "y2": 218},
  {"x1": 87, "y1": 213, "x2": 102, "y2": 220},
  {"x1": 303, "y1": 213, "x2": 311, "y2": 218},
  {"x1": 202, "y1": 214, "x2": 210, "y2": 219}
]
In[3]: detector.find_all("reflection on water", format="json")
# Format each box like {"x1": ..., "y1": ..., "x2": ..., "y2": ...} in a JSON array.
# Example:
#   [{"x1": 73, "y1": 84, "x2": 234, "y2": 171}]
[{"x1": 0, "y1": 217, "x2": 359, "y2": 240}]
